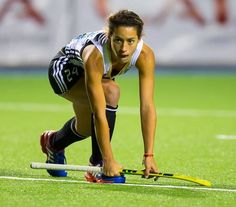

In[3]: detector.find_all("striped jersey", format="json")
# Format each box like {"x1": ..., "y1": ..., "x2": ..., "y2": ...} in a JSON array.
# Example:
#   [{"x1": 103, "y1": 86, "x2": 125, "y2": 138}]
[{"x1": 64, "y1": 30, "x2": 143, "y2": 79}]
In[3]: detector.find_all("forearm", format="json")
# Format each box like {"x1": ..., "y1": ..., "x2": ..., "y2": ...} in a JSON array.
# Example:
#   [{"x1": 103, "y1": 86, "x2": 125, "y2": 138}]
[{"x1": 140, "y1": 104, "x2": 157, "y2": 154}]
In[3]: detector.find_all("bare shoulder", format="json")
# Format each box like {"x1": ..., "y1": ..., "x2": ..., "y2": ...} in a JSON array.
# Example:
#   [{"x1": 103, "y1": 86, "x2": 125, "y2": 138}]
[
  {"x1": 81, "y1": 45, "x2": 104, "y2": 76},
  {"x1": 141, "y1": 43, "x2": 155, "y2": 57},
  {"x1": 82, "y1": 45, "x2": 103, "y2": 65},
  {"x1": 136, "y1": 42, "x2": 155, "y2": 69}
]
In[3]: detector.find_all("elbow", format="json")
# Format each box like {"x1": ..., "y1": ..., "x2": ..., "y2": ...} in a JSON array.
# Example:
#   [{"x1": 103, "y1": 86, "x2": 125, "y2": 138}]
[{"x1": 141, "y1": 103, "x2": 156, "y2": 113}]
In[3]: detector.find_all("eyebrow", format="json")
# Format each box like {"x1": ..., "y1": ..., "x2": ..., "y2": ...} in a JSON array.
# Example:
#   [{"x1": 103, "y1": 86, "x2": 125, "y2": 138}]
[{"x1": 114, "y1": 36, "x2": 136, "y2": 40}]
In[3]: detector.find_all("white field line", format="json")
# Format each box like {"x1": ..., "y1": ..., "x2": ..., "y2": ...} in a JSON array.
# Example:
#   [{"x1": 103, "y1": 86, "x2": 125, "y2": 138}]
[
  {"x1": 0, "y1": 102, "x2": 70, "y2": 112},
  {"x1": 0, "y1": 176, "x2": 236, "y2": 193},
  {"x1": 216, "y1": 135, "x2": 236, "y2": 140},
  {"x1": 0, "y1": 102, "x2": 236, "y2": 118}
]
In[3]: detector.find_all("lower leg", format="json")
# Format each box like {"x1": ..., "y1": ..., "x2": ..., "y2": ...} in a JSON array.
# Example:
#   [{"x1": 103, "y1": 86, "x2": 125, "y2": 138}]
[
  {"x1": 50, "y1": 117, "x2": 86, "y2": 151},
  {"x1": 90, "y1": 105, "x2": 118, "y2": 164}
]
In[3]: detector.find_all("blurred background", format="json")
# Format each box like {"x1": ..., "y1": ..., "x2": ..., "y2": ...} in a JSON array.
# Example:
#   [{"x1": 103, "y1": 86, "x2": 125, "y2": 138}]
[{"x1": 0, "y1": 0, "x2": 235, "y2": 69}]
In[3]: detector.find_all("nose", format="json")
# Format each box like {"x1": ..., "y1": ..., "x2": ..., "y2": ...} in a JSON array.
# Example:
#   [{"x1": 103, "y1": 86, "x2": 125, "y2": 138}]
[{"x1": 121, "y1": 41, "x2": 128, "y2": 52}]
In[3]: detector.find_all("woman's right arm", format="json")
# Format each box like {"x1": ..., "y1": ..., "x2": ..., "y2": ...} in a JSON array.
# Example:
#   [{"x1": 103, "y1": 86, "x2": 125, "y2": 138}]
[{"x1": 82, "y1": 45, "x2": 122, "y2": 176}]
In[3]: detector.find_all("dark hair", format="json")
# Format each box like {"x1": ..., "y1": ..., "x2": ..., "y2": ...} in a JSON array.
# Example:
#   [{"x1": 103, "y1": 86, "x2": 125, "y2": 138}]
[{"x1": 107, "y1": 10, "x2": 144, "y2": 39}]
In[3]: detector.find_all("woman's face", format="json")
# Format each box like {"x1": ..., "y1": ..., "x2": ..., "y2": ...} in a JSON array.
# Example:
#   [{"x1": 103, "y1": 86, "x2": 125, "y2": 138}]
[{"x1": 110, "y1": 26, "x2": 140, "y2": 64}]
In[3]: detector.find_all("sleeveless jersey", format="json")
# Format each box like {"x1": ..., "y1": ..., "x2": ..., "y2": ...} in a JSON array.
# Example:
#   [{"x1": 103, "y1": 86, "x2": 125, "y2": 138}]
[{"x1": 64, "y1": 30, "x2": 143, "y2": 79}]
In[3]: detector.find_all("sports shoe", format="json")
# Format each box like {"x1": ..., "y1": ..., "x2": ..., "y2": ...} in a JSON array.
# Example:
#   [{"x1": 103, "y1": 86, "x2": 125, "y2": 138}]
[
  {"x1": 40, "y1": 130, "x2": 67, "y2": 177},
  {"x1": 84, "y1": 161, "x2": 126, "y2": 183}
]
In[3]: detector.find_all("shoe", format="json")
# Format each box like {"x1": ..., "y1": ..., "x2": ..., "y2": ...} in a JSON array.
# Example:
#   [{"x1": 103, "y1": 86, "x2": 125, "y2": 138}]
[
  {"x1": 84, "y1": 161, "x2": 126, "y2": 183},
  {"x1": 84, "y1": 160, "x2": 103, "y2": 182},
  {"x1": 40, "y1": 130, "x2": 67, "y2": 177}
]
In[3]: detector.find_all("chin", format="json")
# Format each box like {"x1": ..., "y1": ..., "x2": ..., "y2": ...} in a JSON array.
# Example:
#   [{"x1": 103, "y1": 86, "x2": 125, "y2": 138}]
[{"x1": 119, "y1": 57, "x2": 130, "y2": 64}]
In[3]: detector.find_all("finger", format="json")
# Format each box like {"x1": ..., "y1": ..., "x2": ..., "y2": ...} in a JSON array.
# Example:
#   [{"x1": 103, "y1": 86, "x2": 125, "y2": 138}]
[
  {"x1": 150, "y1": 166, "x2": 159, "y2": 174},
  {"x1": 144, "y1": 168, "x2": 150, "y2": 178},
  {"x1": 141, "y1": 169, "x2": 149, "y2": 179},
  {"x1": 114, "y1": 172, "x2": 121, "y2": 176}
]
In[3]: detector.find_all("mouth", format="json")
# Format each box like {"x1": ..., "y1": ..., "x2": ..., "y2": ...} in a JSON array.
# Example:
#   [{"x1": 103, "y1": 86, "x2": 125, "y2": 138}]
[{"x1": 119, "y1": 54, "x2": 129, "y2": 59}]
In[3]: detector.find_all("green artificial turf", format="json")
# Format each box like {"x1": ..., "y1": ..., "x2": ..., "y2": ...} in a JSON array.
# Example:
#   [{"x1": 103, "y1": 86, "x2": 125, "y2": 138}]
[{"x1": 0, "y1": 71, "x2": 235, "y2": 207}]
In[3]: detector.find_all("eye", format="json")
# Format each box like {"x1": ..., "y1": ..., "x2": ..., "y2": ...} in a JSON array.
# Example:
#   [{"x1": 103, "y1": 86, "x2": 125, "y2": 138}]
[
  {"x1": 114, "y1": 38, "x2": 122, "y2": 43},
  {"x1": 128, "y1": 39, "x2": 135, "y2": 44}
]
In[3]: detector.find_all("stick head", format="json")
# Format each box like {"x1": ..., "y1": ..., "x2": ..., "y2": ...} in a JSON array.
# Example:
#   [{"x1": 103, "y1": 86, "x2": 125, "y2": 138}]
[{"x1": 101, "y1": 174, "x2": 126, "y2": 183}]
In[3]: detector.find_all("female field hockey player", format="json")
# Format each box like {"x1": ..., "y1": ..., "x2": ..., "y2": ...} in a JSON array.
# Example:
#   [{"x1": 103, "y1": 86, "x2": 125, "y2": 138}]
[{"x1": 40, "y1": 9, "x2": 158, "y2": 183}]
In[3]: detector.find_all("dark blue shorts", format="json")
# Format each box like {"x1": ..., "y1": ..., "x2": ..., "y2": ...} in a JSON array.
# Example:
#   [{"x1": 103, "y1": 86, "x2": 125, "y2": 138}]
[{"x1": 48, "y1": 49, "x2": 84, "y2": 94}]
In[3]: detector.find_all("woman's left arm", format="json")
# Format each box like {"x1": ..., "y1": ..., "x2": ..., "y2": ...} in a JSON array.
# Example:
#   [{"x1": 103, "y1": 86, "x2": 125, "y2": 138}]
[{"x1": 136, "y1": 43, "x2": 158, "y2": 177}]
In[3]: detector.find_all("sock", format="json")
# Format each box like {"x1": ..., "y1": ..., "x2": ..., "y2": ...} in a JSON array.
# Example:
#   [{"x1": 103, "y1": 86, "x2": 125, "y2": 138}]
[
  {"x1": 90, "y1": 105, "x2": 118, "y2": 165},
  {"x1": 50, "y1": 117, "x2": 86, "y2": 151}
]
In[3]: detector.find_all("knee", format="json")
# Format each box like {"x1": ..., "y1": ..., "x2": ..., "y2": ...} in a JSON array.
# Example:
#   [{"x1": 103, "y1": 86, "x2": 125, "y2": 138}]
[{"x1": 102, "y1": 80, "x2": 120, "y2": 107}]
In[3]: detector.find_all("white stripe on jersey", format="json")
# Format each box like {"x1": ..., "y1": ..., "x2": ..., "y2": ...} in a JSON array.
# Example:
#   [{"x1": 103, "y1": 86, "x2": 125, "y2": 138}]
[
  {"x1": 64, "y1": 48, "x2": 80, "y2": 56},
  {"x1": 53, "y1": 56, "x2": 68, "y2": 93},
  {"x1": 130, "y1": 40, "x2": 143, "y2": 66},
  {"x1": 53, "y1": 59, "x2": 64, "y2": 92},
  {"x1": 59, "y1": 57, "x2": 68, "y2": 93},
  {"x1": 55, "y1": 57, "x2": 66, "y2": 92}
]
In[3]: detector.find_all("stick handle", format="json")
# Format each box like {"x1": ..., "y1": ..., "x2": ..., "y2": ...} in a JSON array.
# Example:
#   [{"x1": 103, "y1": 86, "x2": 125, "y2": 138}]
[{"x1": 30, "y1": 162, "x2": 102, "y2": 172}]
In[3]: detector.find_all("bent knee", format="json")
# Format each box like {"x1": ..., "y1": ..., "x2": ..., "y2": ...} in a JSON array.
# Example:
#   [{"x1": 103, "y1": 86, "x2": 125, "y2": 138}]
[{"x1": 102, "y1": 79, "x2": 120, "y2": 106}]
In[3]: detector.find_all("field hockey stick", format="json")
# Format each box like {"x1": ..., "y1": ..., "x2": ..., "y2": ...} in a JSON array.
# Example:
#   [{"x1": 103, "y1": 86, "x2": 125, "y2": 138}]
[
  {"x1": 121, "y1": 169, "x2": 211, "y2": 187},
  {"x1": 30, "y1": 162, "x2": 211, "y2": 187}
]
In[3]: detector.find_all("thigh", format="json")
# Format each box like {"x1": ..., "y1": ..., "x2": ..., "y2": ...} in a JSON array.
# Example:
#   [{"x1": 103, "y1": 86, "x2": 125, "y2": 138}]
[
  {"x1": 59, "y1": 77, "x2": 119, "y2": 137},
  {"x1": 60, "y1": 77, "x2": 92, "y2": 137},
  {"x1": 60, "y1": 77, "x2": 89, "y2": 104},
  {"x1": 60, "y1": 77, "x2": 119, "y2": 106}
]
